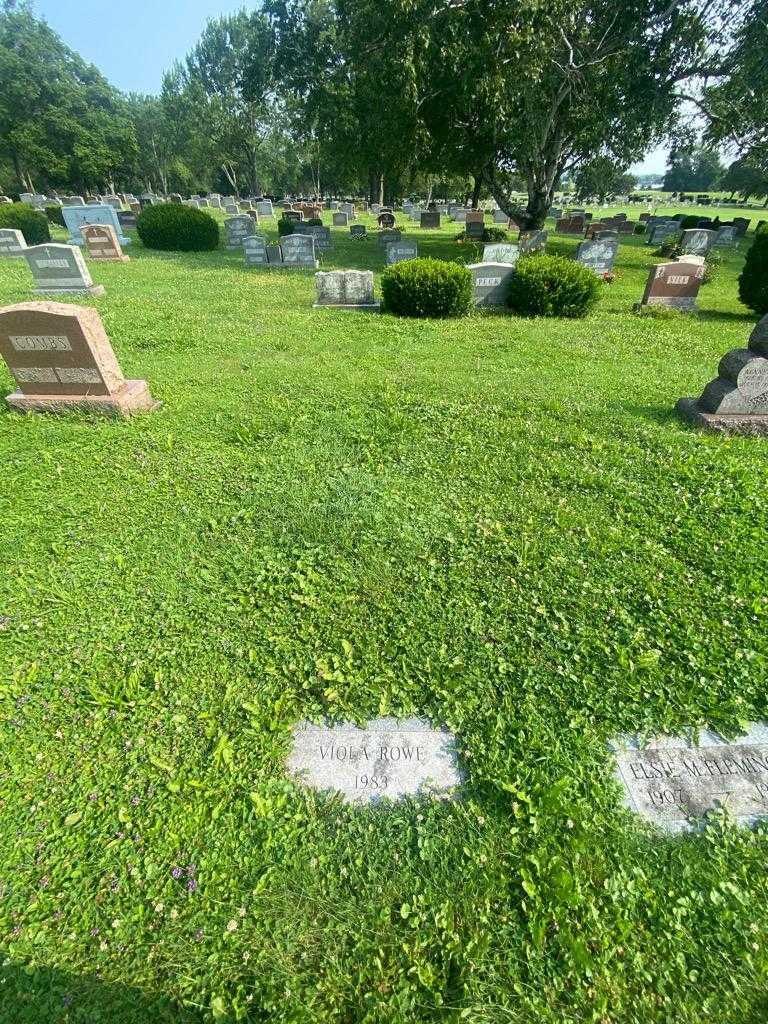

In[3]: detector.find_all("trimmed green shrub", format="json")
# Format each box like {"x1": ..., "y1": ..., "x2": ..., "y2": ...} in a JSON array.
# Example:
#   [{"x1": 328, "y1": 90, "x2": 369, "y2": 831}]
[
  {"x1": 507, "y1": 254, "x2": 600, "y2": 318},
  {"x1": 680, "y1": 215, "x2": 700, "y2": 230},
  {"x1": 381, "y1": 257, "x2": 472, "y2": 318},
  {"x1": 306, "y1": 217, "x2": 323, "y2": 226},
  {"x1": 0, "y1": 202, "x2": 50, "y2": 244},
  {"x1": 455, "y1": 227, "x2": 507, "y2": 244},
  {"x1": 136, "y1": 204, "x2": 219, "y2": 252},
  {"x1": 633, "y1": 223, "x2": 646, "y2": 235},
  {"x1": 277, "y1": 217, "x2": 295, "y2": 236},
  {"x1": 45, "y1": 205, "x2": 66, "y2": 227},
  {"x1": 739, "y1": 231, "x2": 768, "y2": 314}
]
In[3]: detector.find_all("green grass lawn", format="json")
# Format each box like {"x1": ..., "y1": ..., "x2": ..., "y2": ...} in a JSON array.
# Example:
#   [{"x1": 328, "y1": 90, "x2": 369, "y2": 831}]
[{"x1": 1, "y1": 206, "x2": 767, "y2": 1024}]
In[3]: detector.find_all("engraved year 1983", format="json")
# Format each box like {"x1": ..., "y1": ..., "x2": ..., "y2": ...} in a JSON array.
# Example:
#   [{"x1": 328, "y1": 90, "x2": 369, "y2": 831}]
[{"x1": 355, "y1": 775, "x2": 388, "y2": 790}]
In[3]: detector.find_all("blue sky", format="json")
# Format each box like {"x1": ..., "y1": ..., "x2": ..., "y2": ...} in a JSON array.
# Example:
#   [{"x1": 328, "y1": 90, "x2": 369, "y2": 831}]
[
  {"x1": 37, "y1": 0, "x2": 251, "y2": 94},
  {"x1": 37, "y1": 0, "x2": 668, "y2": 175}
]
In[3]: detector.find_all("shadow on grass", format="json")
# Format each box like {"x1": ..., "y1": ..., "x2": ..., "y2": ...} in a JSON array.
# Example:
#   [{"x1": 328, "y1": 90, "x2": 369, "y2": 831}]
[
  {"x1": 0, "y1": 961, "x2": 204, "y2": 1024},
  {"x1": 623, "y1": 403, "x2": 689, "y2": 428},
  {"x1": 696, "y1": 309, "x2": 758, "y2": 326}
]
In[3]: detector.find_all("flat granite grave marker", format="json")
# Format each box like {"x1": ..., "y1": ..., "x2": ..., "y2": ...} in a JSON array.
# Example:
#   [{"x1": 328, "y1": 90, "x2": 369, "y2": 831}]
[
  {"x1": 385, "y1": 240, "x2": 418, "y2": 264},
  {"x1": 467, "y1": 262, "x2": 515, "y2": 308},
  {"x1": 640, "y1": 256, "x2": 704, "y2": 311},
  {"x1": 313, "y1": 270, "x2": 379, "y2": 310},
  {"x1": 676, "y1": 313, "x2": 768, "y2": 435},
  {"x1": 287, "y1": 717, "x2": 461, "y2": 804},
  {"x1": 81, "y1": 224, "x2": 129, "y2": 262},
  {"x1": 0, "y1": 229, "x2": 27, "y2": 259},
  {"x1": 24, "y1": 243, "x2": 105, "y2": 297},
  {"x1": 0, "y1": 301, "x2": 159, "y2": 415},
  {"x1": 481, "y1": 243, "x2": 519, "y2": 265},
  {"x1": 610, "y1": 723, "x2": 768, "y2": 831},
  {"x1": 575, "y1": 237, "x2": 618, "y2": 275}
]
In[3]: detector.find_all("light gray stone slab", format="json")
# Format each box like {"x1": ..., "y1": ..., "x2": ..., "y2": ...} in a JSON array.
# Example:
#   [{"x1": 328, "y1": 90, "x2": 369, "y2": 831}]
[
  {"x1": 610, "y1": 722, "x2": 768, "y2": 831},
  {"x1": 287, "y1": 717, "x2": 461, "y2": 804}
]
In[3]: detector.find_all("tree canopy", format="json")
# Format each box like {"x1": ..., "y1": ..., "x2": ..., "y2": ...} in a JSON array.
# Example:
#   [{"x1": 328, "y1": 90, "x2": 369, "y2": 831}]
[{"x1": 0, "y1": 0, "x2": 757, "y2": 213}]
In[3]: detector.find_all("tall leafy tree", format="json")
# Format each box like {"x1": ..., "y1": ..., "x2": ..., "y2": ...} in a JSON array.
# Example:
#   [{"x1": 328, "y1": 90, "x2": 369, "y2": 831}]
[
  {"x1": 573, "y1": 157, "x2": 636, "y2": 202},
  {"x1": 0, "y1": 0, "x2": 136, "y2": 193},
  {"x1": 663, "y1": 144, "x2": 724, "y2": 191},
  {"x1": 162, "y1": 10, "x2": 282, "y2": 196},
  {"x1": 702, "y1": 0, "x2": 767, "y2": 172},
  {"x1": 397, "y1": 0, "x2": 734, "y2": 227},
  {"x1": 266, "y1": 0, "x2": 420, "y2": 201}
]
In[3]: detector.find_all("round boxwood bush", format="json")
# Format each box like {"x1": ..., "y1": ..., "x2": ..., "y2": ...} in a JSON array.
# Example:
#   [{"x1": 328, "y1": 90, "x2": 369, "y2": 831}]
[
  {"x1": 45, "y1": 205, "x2": 66, "y2": 227},
  {"x1": 507, "y1": 254, "x2": 601, "y2": 318},
  {"x1": 381, "y1": 257, "x2": 472, "y2": 318},
  {"x1": 454, "y1": 226, "x2": 507, "y2": 244},
  {"x1": 739, "y1": 231, "x2": 768, "y2": 314},
  {"x1": 136, "y1": 203, "x2": 219, "y2": 251},
  {"x1": 0, "y1": 202, "x2": 50, "y2": 244},
  {"x1": 306, "y1": 217, "x2": 323, "y2": 226},
  {"x1": 277, "y1": 217, "x2": 295, "y2": 236}
]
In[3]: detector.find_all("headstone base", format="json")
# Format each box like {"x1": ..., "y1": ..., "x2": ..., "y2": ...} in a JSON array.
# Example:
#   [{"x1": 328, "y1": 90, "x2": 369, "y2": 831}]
[
  {"x1": 277, "y1": 260, "x2": 320, "y2": 269},
  {"x1": 33, "y1": 284, "x2": 106, "y2": 297},
  {"x1": 312, "y1": 301, "x2": 380, "y2": 311},
  {"x1": 675, "y1": 397, "x2": 768, "y2": 436},
  {"x1": 6, "y1": 378, "x2": 160, "y2": 417}
]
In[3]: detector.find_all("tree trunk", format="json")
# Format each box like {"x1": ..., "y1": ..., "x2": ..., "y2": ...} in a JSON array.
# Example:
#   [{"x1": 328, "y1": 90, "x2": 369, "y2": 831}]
[
  {"x1": 378, "y1": 173, "x2": 385, "y2": 205},
  {"x1": 485, "y1": 154, "x2": 561, "y2": 230},
  {"x1": 470, "y1": 174, "x2": 482, "y2": 209}
]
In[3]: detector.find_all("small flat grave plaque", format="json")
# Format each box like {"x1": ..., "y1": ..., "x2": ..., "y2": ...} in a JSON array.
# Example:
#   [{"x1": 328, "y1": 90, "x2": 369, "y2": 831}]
[
  {"x1": 288, "y1": 717, "x2": 461, "y2": 804},
  {"x1": 611, "y1": 723, "x2": 768, "y2": 831}
]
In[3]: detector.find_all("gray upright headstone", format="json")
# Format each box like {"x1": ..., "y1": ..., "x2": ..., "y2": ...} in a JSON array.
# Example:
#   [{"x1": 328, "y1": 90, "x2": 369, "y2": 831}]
[
  {"x1": 385, "y1": 240, "x2": 418, "y2": 264},
  {"x1": 676, "y1": 313, "x2": 768, "y2": 434},
  {"x1": 481, "y1": 243, "x2": 519, "y2": 266},
  {"x1": 224, "y1": 215, "x2": 253, "y2": 251},
  {"x1": 467, "y1": 262, "x2": 515, "y2": 308},
  {"x1": 0, "y1": 229, "x2": 28, "y2": 259},
  {"x1": 313, "y1": 270, "x2": 379, "y2": 310},
  {"x1": 24, "y1": 243, "x2": 105, "y2": 296},
  {"x1": 243, "y1": 235, "x2": 268, "y2": 267},
  {"x1": 575, "y1": 238, "x2": 618, "y2": 275},
  {"x1": 279, "y1": 233, "x2": 318, "y2": 268}
]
